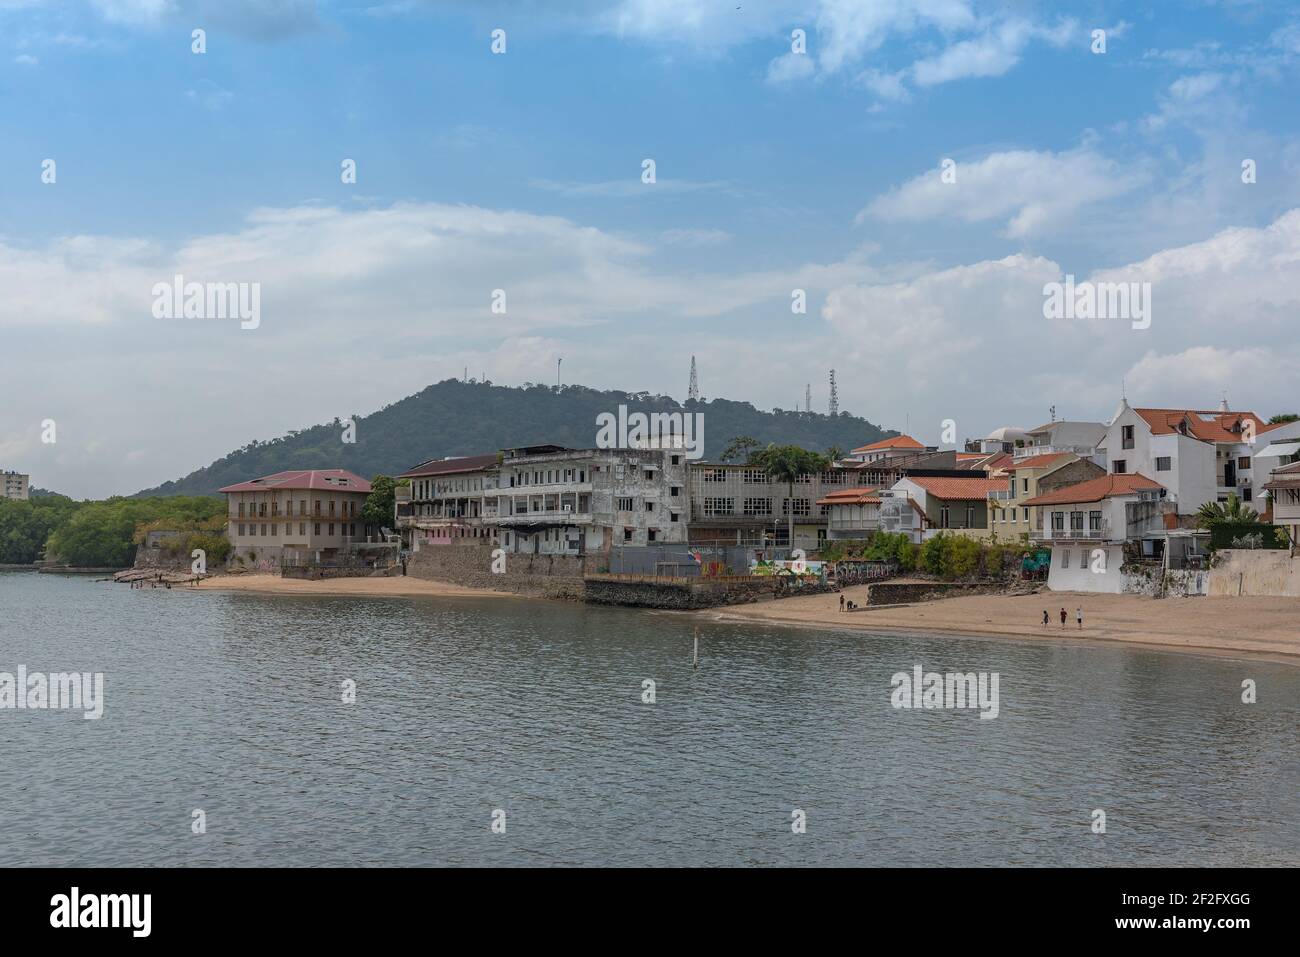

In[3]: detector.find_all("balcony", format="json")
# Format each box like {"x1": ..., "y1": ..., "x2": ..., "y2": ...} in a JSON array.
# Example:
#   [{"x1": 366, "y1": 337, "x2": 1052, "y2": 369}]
[
  {"x1": 1033, "y1": 525, "x2": 1111, "y2": 542},
  {"x1": 496, "y1": 509, "x2": 593, "y2": 526},
  {"x1": 988, "y1": 489, "x2": 1015, "y2": 501}
]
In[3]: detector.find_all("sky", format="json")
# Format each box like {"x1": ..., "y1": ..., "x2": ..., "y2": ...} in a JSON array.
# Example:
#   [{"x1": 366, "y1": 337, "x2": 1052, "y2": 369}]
[{"x1": 1, "y1": 0, "x2": 1298, "y2": 499}]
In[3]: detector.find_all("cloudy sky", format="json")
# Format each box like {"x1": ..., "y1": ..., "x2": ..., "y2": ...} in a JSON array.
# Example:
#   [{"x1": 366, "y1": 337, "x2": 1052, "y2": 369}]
[{"x1": 2, "y1": 0, "x2": 1298, "y2": 498}]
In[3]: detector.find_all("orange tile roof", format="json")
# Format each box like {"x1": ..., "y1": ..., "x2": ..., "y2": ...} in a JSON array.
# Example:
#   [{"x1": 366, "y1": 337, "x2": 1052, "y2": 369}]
[
  {"x1": 1022, "y1": 473, "x2": 1164, "y2": 507},
  {"x1": 1134, "y1": 408, "x2": 1277, "y2": 444},
  {"x1": 816, "y1": 487, "x2": 879, "y2": 506},
  {"x1": 903, "y1": 476, "x2": 1007, "y2": 499},
  {"x1": 219, "y1": 469, "x2": 372, "y2": 494},
  {"x1": 983, "y1": 453, "x2": 1016, "y2": 472},
  {"x1": 851, "y1": 434, "x2": 925, "y2": 454}
]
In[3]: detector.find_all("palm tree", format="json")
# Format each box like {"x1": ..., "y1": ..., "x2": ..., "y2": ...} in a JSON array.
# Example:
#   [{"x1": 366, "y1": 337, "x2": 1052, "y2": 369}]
[
  {"x1": 1196, "y1": 492, "x2": 1259, "y2": 528},
  {"x1": 751, "y1": 444, "x2": 831, "y2": 549}
]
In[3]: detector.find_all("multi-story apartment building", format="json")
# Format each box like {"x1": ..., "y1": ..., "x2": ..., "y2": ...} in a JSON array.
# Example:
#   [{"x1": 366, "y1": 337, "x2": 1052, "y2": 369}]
[
  {"x1": 2, "y1": 470, "x2": 30, "y2": 500},
  {"x1": 1018, "y1": 420, "x2": 1106, "y2": 465},
  {"x1": 987, "y1": 452, "x2": 1105, "y2": 541},
  {"x1": 219, "y1": 469, "x2": 371, "y2": 565},
  {"x1": 492, "y1": 445, "x2": 688, "y2": 555},
  {"x1": 1100, "y1": 399, "x2": 1299, "y2": 514},
  {"x1": 395, "y1": 453, "x2": 500, "y2": 550}
]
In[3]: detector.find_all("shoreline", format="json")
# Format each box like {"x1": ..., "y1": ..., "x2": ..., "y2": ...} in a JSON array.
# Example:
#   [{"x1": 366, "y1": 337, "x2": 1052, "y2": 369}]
[{"x1": 170, "y1": 573, "x2": 1300, "y2": 665}]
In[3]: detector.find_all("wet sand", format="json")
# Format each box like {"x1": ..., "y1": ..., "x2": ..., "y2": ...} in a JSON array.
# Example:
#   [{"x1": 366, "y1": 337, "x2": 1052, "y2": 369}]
[
  {"x1": 711, "y1": 586, "x2": 1300, "y2": 663},
  {"x1": 194, "y1": 574, "x2": 515, "y2": 600},
  {"x1": 193, "y1": 574, "x2": 1299, "y2": 663}
]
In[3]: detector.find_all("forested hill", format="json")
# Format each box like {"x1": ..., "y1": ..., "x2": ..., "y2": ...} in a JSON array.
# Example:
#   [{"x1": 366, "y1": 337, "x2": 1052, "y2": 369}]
[{"x1": 134, "y1": 379, "x2": 894, "y2": 497}]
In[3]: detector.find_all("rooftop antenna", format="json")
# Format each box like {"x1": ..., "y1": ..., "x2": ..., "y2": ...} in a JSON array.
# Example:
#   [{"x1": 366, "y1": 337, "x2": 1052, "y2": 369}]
[
  {"x1": 688, "y1": 355, "x2": 699, "y2": 402},
  {"x1": 1049, "y1": 404, "x2": 1056, "y2": 422},
  {"x1": 828, "y1": 369, "x2": 839, "y2": 416}
]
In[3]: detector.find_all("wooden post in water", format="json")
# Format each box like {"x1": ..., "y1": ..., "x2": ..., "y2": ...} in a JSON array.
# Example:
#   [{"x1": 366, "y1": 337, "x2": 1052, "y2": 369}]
[{"x1": 693, "y1": 626, "x2": 699, "y2": 670}]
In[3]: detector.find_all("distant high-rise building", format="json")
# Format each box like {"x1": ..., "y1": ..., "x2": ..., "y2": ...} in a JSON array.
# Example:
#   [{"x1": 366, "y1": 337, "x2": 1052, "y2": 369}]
[{"x1": 3, "y1": 471, "x2": 31, "y2": 500}]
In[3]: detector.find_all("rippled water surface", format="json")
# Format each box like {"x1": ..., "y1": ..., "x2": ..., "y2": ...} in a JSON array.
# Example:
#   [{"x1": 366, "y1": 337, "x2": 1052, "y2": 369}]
[{"x1": 1, "y1": 572, "x2": 1296, "y2": 866}]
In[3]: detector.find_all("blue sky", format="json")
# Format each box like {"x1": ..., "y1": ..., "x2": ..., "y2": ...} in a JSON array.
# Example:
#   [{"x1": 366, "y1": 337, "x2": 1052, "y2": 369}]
[{"x1": 2, "y1": 1, "x2": 1299, "y2": 497}]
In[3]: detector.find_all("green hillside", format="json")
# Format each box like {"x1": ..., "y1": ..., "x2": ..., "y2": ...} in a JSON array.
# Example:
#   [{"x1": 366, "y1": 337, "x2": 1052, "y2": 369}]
[{"x1": 135, "y1": 379, "x2": 895, "y2": 497}]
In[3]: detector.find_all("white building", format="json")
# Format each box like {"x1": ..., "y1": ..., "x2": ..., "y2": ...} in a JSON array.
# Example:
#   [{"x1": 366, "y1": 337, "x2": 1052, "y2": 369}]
[
  {"x1": 1018, "y1": 420, "x2": 1106, "y2": 467},
  {"x1": 1099, "y1": 398, "x2": 1297, "y2": 516},
  {"x1": 492, "y1": 444, "x2": 688, "y2": 555},
  {"x1": 818, "y1": 487, "x2": 882, "y2": 540},
  {"x1": 396, "y1": 453, "x2": 500, "y2": 550},
  {"x1": 1021, "y1": 472, "x2": 1174, "y2": 593},
  {"x1": 844, "y1": 434, "x2": 934, "y2": 465}
]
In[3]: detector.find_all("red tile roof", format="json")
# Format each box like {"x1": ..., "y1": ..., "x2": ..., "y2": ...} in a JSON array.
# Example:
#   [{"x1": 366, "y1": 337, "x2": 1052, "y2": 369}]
[
  {"x1": 1021, "y1": 473, "x2": 1163, "y2": 507},
  {"x1": 902, "y1": 476, "x2": 1007, "y2": 499},
  {"x1": 1133, "y1": 408, "x2": 1278, "y2": 444},
  {"x1": 982, "y1": 453, "x2": 1016, "y2": 473},
  {"x1": 399, "y1": 453, "x2": 499, "y2": 478},
  {"x1": 1263, "y1": 459, "x2": 1300, "y2": 490},
  {"x1": 816, "y1": 488, "x2": 880, "y2": 506},
  {"x1": 851, "y1": 434, "x2": 925, "y2": 454},
  {"x1": 218, "y1": 469, "x2": 372, "y2": 494}
]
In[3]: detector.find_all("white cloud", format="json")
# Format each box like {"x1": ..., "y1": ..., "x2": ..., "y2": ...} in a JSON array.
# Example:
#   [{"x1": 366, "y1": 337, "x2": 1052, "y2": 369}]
[
  {"x1": 859, "y1": 147, "x2": 1142, "y2": 238},
  {"x1": 911, "y1": 18, "x2": 1076, "y2": 87}
]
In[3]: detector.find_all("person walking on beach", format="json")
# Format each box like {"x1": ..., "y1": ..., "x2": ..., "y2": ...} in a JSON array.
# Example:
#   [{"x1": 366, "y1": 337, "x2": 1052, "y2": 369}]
[
  {"x1": 1042, "y1": 609, "x2": 1049, "y2": 628},
  {"x1": 1060, "y1": 607, "x2": 1067, "y2": 628},
  {"x1": 1076, "y1": 606, "x2": 1083, "y2": 629},
  {"x1": 839, "y1": 593, "x2": 845, "y2": 613}
]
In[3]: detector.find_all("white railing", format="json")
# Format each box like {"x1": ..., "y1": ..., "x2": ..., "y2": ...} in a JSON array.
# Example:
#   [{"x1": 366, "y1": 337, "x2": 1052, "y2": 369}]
[
  {"x1": 1033, "y1": 526, "x2": 1110, "y2": 541},
  {"x1": 988, "y1": 489, "x2": 1015, "y2": 500}
]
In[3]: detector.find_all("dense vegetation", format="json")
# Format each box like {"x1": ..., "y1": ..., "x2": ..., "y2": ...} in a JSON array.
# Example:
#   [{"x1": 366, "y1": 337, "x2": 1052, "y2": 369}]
[
  {"x1": 818, "y1": 531, "x2": 1036, "y2": 579},
  {"x1": 0, "y1": 495, "x2": 81, "y2": 564},
  {"x1": 0, "y1": 496, "x2": 229, "y2": 567},
  {"x1": 134, "y1": 379, "x2": 893, "y2": 497}
]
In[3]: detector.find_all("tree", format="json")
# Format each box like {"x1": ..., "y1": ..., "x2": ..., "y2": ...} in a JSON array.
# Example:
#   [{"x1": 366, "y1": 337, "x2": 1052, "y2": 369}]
[
  {"x1": 720, "y1": 435, "x2": 761, "y2": 463},
  {"x1": 825, "y1": 445, "x2": 844, "y2": 462},
  {"x1": 362, "y1": 475, "x2": 406, "y2": 529},
  {"x1": 1268, "y1": 413, "x2": 1299, "y2": 424},
  {"x1": 750, "y1": 444, "x2": 831, "y2": 549},
  {"x1": 1196, "y1": 492, "x2": 1259, "y2": 528}
]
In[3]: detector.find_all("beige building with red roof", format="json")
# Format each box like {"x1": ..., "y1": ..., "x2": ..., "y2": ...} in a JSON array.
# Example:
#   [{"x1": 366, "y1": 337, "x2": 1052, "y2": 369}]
[
  {"x1": 888, "y1": 474, "x2": 1007, "y2": 542},
  {"x1": 845, "y1": 434, "x2": 934, "y2": 465},
  {"x1": 219, "y1": 469, "x2": 373, "y2": 567},
  {"x1": 987, "y1": 452, "x2": 1105, "y2": 541}
]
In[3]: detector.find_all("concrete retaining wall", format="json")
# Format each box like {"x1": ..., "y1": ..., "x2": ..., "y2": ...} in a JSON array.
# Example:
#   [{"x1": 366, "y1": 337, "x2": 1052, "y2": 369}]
[
  {"x1": 406, "y1": 543, "x2": 596, "y2": 600},
  {"x1": 1207, "y1": 549, "x2": 1300, "y2": 597},
  {"x1": 866, "y1": 580, "x2": 1006, "y2": 606}
]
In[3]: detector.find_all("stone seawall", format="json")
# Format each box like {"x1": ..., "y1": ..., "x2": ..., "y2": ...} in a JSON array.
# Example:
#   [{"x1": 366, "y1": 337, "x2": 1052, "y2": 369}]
[
  {"x1": 406, "y1": 544, "x2": 595, "y2": 600},
  {"x1": 866, "y1": 580, "x2": 1006, "y2": 606},
  {"x1": 1207, "y1": 549, "x2": 1300, "y2": 597},
  {"x1": 584, "y1": 577, "x2": 781, "y2": 609}
]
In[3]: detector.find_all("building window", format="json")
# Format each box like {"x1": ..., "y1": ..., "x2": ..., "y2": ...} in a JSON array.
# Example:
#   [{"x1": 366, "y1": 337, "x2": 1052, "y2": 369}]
[
  {"x1": 314, "y1": 523, "x2": 321, "y2": 536},
  {"x1": 238, "y1": 524, "x2": 245, "y2": 536},
  {"x1": 648, "y1": 529, "x2": 657, "y2": 542},
  {"x1": 1052, "y1": 511, "x2": 1064, "y2": 531},
  {"x1": 1022, "y1": 507, "x2": 1029, "y2": 522},
  {"x1": 1089, "y1": 510, "x2": 1102, "y2": 531},
  {"x1": 645, "y1": 501, "x2": 654, "y2": 512},
  {"x1": 299, "y1": 523, "x2": 306, "y2": 535},
  {"x1": 783, "y1": 498, "x2": 811, "y2": 517},
  {"x1": 623, "y1": 528, "x2": 633, "y2": 542},
  {"x1": 671, "y1": 456, "x2": 680, "y2": 466},
  {"x1": 1238, "y1": 456, "x2": 1251, "y2": 470},
  {"x1": 670, "y1": 512, "x2": 680, "y2": 522},
  {"x1": 1070, "y1": 512, "x2": 1084, "y2": 531},
  {"x1": 1113, "y1": 460, "x2": 1127, "y2": 474},
  {"x1": 1243, "y1": 487, "x2": 1252, "y2": 502},
  {"x1": 328, "y1": 524, "x2": 335, "y2": 536},
  {"x1": 616, "y1": 497, "x2": 634, "y2": 512},
  {"x1": 238, "y1": 503, "x2": 245, "y2": 517},
  {"x1": 940, "y1": 505, "x2": 951, "y2": 528},
  {"x1": 1022, "y1": 478, "x2": 1029, "y2": 493},
  {"x1": 1062, "y1": 549, "x2": 1071, "y2": 569},
  {"x1": 1155, "y1": 457, "x2": 1171, "y2": 471},
  {"x1": 703, "y1": 497, "x2": 733, "y2": 516},
  {"x1": 743, "y1": 497, "x2": 772, "y2": 516},
  {"x1": 742, "y1": 469, "x2": 768, "y2": 484},
  {"x1": 671, "y1": 486, "x2": 681, "y2": 497}
]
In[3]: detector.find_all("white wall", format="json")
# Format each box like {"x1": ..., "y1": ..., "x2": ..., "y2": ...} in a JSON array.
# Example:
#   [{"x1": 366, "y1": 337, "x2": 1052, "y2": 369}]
[{"x1": 1045, "y1": 544, "x2": 1124, "y2": 593}]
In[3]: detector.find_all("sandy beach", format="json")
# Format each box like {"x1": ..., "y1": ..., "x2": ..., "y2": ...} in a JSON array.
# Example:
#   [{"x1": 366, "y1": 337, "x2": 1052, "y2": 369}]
[
  {"x1": 191, "y1": 573, "x2": 1300, "y2": 663},
  {"x1": 711, "y1": 585, "x2": 1300, "y2": 663},
  {"x1": 194, "y1": 574, "x2": 514, "y2": 600}
]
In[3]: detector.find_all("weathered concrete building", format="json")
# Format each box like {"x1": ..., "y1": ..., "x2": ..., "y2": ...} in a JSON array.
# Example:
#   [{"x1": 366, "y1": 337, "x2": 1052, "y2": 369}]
[
  {"x1": 219, "y1": 469, "x2": 372, "y2": 566},
  {"x1": 396, "y1": 453, "x2": 500, "y2": 551},
  {"x1": 2, "y1": 470, "x2": 29, "y2": 500},
  {"x1": 492, "y1": 445, "x2": 688, "y2": 555}
]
